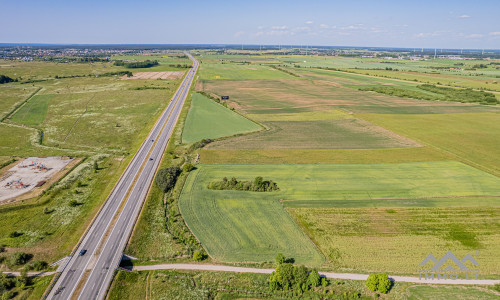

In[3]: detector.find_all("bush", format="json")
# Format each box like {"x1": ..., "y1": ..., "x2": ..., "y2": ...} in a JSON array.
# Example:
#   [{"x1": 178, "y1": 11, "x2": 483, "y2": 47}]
[
  {"x1": 183, "y1": 163, "x2": 194, "y2": 173},
  {"x1": 8, "y1": 231, "x2": 22, "y2": 238},
  {"x1": 192, "y1": 251, "x2": 204, "y2": 261},
  {"x1": 10, "y1": 252, "x2": 32, "y2": 265},
  {"x1": 68, "y1": 200, "x2": 80, "y2": 207},
  {"x1": 28, "y1": 260, "x2": 48, "y2": 271},
  {"x1": 155, "y1": 167, "x2": 181, "y2": 193}
]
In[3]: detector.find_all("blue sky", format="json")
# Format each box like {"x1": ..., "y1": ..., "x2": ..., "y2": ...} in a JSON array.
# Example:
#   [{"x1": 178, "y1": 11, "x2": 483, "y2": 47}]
[{"x1": 1, "y1": 0, "x2": 499, "y2": 48}]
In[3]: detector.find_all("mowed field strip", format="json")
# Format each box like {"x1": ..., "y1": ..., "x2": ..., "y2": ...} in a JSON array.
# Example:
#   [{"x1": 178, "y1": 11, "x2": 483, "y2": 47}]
[{"x1": 178, "y1": 161, "x2": 500, "y2": 267}]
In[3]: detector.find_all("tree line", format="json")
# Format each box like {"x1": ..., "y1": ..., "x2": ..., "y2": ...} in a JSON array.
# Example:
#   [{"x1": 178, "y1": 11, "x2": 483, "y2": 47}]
[
  {"x1": 114, "y1": 60, "x2": 159, "y2": 68},
  {"x1": 208, "y1": 176, "x2": 279, "y2": 192},
  {"x1": 360, "y1": 84, "x2": 499, "y2": 105}
]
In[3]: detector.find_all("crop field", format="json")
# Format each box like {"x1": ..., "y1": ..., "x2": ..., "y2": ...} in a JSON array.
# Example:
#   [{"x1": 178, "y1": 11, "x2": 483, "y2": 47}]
[
  {"x1": 199, "y1": 62, "x2": 296, "y2": 80},
  {"x1": 207, "y1": 118, "x2": 420, "y2": 149},
  {"x1": 406, "y1": 285, "x2": 500, "y2": 299},
  {"x1": 182, "y1": 93, "x2": 261, "y2": 143},
  {"x1": 199, "y1": 147, "x2": 450, "y2": 164},
  {"x1": 179, "y1": 162, "x2": 499, "y2": 266},
  {"x1": 202, "y1": 77, "x2": 497, "y2": 115},
  {"x1": 290, "y1": 206, "x2": 500, "y2": 275},
  {"x1": 361, "y1": 112, "x2": 500, "y2": 176},
  {"x1": 11, "y1": 94, "x2": 53, "y2": 125},
  {"x1": 179, "y1": 165, "x2": 324, "y2": 266}
]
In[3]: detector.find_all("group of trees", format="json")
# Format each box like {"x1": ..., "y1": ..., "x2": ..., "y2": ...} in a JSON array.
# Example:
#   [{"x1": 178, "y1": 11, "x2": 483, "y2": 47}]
[
  {"x1": 269, "y1": 253, "x2": 327, "y2": 293},
  {"x1": 0, "y1": 75, "x2": 16, "y2": 84},
  {"x1": 114, "y1": 60, "x2": 159, "y2": 68},
  {"x1": 361, "y1": 84, "x2": 498, "y2": 105},
  {"x1": 155, "y1": 167, "x2": 181, "y2": 193},
  {"x1": 208, "y1": 176, "x2": 279, "y2": 192}
]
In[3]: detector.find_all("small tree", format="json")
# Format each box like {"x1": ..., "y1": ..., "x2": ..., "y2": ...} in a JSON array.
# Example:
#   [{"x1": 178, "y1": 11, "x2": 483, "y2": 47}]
[
  {"x1": 365, "y1": 274, "x2": 378, "y2": 291},
  {"x1": 276, "y1": 253, "x2": 285, "y2": 264},
  {"x1": 192, "y1": 251, "x2": 203, "y2": 262},
  {"x1": 307, "y1": 269, "x2": 321, "y2": 287},
  {"x1": 366, "y1": 273, "x2": 392, "y2": 294},
  {"x1": 377, "y1": 273, "x2": 392, "y2": 294}
]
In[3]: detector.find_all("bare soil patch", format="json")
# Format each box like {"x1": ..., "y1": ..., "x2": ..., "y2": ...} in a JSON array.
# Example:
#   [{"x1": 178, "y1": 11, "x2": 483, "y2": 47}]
[{"x1": 0, "y1": 157, "x2": 76, "y2": 204}]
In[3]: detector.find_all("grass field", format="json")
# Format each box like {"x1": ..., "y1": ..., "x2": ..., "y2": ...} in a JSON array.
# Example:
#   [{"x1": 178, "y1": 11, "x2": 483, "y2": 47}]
[
  {"x1": 406, "y1": 285, "x2": 500, "y2": 299},
  {"x1": 182, "y1": 93, "x2": 261, "y2": 143},
  {"x1": 290, "y1": 207, "x2": 500, "y2": 275},
  {"x1": 179, "y1": 162, "x2": 500, "y2": 266},
  {"x1": 0, "y1": 85, "x2": 39, "y2": 120},
  {"x1": 361, "y1": 112, "x2": 500, "y2": 177},
  {"x1": 11, "y1": 94, "x2": 53, "y2": 125},
  {"x1": 199, "y1": 62, "x2": 296, "y2": 80},
  {"x1": 179, "y1": 165, "x2": 324, "y2": 266}
]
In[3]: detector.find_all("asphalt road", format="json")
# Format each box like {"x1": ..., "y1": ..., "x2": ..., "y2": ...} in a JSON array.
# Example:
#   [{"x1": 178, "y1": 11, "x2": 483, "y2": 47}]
[{"x1": 46, "y1": 53, "x2": 198, "y2": 300}]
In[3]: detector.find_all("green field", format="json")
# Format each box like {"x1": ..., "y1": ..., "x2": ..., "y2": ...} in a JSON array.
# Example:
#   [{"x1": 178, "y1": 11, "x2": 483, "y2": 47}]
[
  {"x1": 182, "y1": 93, "x2": 261, "y2": 143},
  {"x1": 11, "y1": 94, "x2": 53, "y2": 125},
  {"x1": 179, "y1": 161, "x2": 500, "y2": 267},
  {"x1": 406, "y1": 285, "x2": 500, "y2": 299},
  {"x1": 0, "y1": 85, "x2": 39, "y2": 120},
  {"x1": 291, "y1": 207, "x2": 500, "y2": 275},
  {"x1": 199, "y1": 62, "x2": 295, "y2": 80}
]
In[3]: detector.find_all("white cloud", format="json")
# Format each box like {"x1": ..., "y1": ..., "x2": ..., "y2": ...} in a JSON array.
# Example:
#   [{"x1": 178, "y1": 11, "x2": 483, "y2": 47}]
[
  {"x1": 271, "y1": 26, "x2": 288, "y2": 30},
  {"x1": 319, "y1": 24, "x2": 329, "y2": 29},
  {"x1": 458, "y1": 14, "x2": 471, "y2": 18},
  {"x1": 466, "y1": 33, "x2": 484, "y2": 38},
  {"x1": 257, "y1": 26, "x2": 264, "y2": 30},
  {"x1": 306, "y1": 21, "x2": 313, "y2": 24},
  {"x1": 489, "y1": 32, "x2": 500, "y2": 36}
]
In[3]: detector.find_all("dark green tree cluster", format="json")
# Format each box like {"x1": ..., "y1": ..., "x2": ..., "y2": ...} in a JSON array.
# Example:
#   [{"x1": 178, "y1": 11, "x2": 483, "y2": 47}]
[
  {"x1": 114, "y1": 60, "x2": 159, "y2": 68},
  {"x1": 0, "y1": 75, "x2": 16, "y2": 84},
  {"x1": 208, "y1": 176, "x2": 279, "y2": 192},
  {"x1": 155, "y1": 167, "x2": 181, "y2": 193},
  {"x1": 365, "y1": 273, "x2": 392, "y2": 294},
  {"x1": 269, "y1": 253, "x2": 327, "y2": 293}
]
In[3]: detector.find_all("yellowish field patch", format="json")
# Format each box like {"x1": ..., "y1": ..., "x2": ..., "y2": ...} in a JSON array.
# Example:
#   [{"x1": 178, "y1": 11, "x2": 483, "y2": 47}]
[
  {"x1": 121, "y1": 71, "x2": 185, "y2": 80},
  {"x1": 246, "y1": 109, "x2": 353, "y2": 122}
]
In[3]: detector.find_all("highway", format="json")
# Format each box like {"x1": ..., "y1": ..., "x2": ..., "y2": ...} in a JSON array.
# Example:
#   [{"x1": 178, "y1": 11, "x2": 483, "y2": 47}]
[{"x1": 46, "y1": 53, "x2": 199, "y2": 300}]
